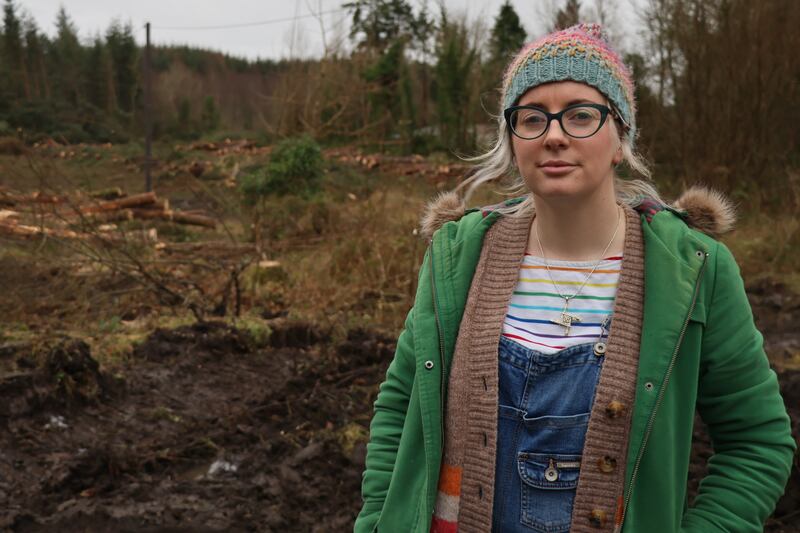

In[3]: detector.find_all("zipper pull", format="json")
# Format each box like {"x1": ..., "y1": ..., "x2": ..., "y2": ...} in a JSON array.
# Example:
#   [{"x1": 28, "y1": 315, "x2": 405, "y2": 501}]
[{"x1": 544, "y1": 458, "x2": 559, "y2": 482}]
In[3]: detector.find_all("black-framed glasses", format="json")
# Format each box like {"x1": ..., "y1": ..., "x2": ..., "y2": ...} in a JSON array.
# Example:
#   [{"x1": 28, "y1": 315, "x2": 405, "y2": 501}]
[{"x1": 503, "y1": 103, "x2": 626, "y2": 140}]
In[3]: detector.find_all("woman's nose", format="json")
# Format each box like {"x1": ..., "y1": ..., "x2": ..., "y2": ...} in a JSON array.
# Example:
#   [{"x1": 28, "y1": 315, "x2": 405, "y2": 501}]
[{"x1": 543, "y1": 118, "x2": 569, "y2": 149}]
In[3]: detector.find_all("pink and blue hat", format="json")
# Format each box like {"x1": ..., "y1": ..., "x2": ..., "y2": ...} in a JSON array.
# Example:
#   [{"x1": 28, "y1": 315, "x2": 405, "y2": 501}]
[{"x1": 501, "y1": 23, "x2": 637, "y2": 145}]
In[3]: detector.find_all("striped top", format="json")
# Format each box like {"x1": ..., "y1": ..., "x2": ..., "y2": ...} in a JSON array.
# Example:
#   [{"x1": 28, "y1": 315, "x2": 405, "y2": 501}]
[{"x1": 502, "y1": 252, "x2": 622, "y2": 354}]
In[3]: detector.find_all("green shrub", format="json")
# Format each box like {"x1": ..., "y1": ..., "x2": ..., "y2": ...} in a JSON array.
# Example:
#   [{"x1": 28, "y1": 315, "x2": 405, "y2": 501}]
[{"x1": 239, "y1": 135, "x2": 324, "y2": 201}]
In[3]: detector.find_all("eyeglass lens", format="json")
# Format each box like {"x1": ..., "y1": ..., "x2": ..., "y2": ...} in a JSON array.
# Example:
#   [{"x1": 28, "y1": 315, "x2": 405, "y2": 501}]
[{"x1": 509, "y1": 106, "x2": 604, "y2": 139}]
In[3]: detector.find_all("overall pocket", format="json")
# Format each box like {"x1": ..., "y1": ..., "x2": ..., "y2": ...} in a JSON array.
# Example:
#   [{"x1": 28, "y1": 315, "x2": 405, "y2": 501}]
[{"x1": 517, "y1": 452, "x2": 581, "y2": 533}]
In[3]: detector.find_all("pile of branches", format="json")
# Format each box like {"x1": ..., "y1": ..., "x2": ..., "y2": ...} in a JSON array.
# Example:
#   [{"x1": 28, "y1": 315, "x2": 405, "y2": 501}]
[
  {"x1": 1, "y1": 186, "x2": 260, "y2": 320},
  {"x1": 0, "y1": 188, "x2": 217, "y2": 242}
]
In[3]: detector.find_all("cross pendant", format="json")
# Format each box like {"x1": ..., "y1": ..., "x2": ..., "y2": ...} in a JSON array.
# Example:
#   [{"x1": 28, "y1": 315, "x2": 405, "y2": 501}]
[{"x1": 551, "y1": 301, "x2": 581, "y2": 335}]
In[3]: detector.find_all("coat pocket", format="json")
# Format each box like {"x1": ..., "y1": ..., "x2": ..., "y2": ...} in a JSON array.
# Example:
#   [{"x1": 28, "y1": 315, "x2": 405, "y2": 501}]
[{"x1": 517, "y1": 452, "x2": 581, "y2": 533}]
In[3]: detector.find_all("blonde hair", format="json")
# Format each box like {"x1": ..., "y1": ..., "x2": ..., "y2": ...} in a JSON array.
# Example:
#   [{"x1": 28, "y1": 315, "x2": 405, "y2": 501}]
[{"x1": 456, "y1": 109, "x2": 665, "y2": 218}]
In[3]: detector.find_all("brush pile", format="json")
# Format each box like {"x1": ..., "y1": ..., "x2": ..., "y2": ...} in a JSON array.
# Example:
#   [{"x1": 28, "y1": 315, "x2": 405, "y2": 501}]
[{"x1": 0, "y1": 188, "x2": 216, "y2": 242}]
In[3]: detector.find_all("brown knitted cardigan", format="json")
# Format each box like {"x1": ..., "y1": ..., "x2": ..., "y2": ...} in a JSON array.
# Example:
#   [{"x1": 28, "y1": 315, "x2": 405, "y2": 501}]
[{"x1": 434, "y1": 204, "x2": 645, "y2": 533}]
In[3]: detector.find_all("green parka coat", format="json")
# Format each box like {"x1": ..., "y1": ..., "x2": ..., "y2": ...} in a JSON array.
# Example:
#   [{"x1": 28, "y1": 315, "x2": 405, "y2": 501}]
[{"x1": 355, "y1": 189, "x2": 796, "y2": 533}]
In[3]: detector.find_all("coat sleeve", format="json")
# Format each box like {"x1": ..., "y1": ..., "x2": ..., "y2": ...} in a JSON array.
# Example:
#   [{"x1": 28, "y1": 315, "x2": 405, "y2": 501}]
[
  {"x1": 680, "y1": 241, "x2": 797, "y2": 532},
  {"x1": 353, "y1": 253, "x2": 423, "y2": 533}
]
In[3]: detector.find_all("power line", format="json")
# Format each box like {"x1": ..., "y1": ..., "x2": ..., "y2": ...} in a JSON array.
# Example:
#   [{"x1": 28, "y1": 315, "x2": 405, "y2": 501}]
[{"x1": 152, "y1": 7, "x2": 348, "y2": 31}]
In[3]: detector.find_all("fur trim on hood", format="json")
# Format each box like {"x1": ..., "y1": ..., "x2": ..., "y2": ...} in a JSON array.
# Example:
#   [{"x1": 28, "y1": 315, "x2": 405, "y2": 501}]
[
  {"x1": 671, "y1": 185, "x2": 736, "y2": 239},
  {"x1": 419, "y1": 191, "x2": 468, "y2": 242},
  {"x1": 419, "y1": 186, "x2": 736, "y2": 241}
]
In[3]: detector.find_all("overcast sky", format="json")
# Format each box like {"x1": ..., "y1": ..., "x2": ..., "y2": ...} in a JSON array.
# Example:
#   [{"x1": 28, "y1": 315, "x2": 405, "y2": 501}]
[{"x1": 20, "y1": 0, "x2": 640, "y2": 61}]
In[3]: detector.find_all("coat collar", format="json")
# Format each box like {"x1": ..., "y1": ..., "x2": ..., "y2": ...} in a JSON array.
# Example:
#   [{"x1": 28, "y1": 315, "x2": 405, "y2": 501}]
[{"x1": 419, "y1": 185, "x2": 736, "y2": 243}]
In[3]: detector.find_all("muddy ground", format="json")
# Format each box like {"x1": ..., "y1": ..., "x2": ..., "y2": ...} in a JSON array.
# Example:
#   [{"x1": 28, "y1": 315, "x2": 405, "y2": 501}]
[{"x1": 1, "y1": 281, "x2": 798, "y2": 532}]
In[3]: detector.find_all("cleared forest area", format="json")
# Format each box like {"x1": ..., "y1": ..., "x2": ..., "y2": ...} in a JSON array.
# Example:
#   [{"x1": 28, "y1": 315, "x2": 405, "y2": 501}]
[{"x1": 1, "y1": 0, "x2": 798, "y2": 530}]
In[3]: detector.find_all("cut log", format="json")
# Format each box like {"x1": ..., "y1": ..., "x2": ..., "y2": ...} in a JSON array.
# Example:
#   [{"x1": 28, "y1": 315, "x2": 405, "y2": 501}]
[
  {"x1": 88, "y1": 187, "x2": 125, "y2": 200},
  {"x1": 0, "y1": 221, "x2": 80, "y2": 240},
  {"x1": 130, "y1": 208, "x2": 216, "y2": 228},
  {"x1": 0, "y1": 191, "x2": 65, "y2": 205},
  {"x1": 80, "y1": 191, "x2": 157, "y2": 214},
  {"x1": 0, "y1": 209, "x2": 20, "y2": 222},
  {"x1": 0, "y1": 220, "x2": 158, "y2": 244},
  {"x1": 169, "y1": 211, "x2": 216, "y2": 228},
  {"x1": 153, "y1": 197, "x2": 170, "y2": 211},
  {"x1": 76, "y1": 209, "x2": 135, "y2": 224}
]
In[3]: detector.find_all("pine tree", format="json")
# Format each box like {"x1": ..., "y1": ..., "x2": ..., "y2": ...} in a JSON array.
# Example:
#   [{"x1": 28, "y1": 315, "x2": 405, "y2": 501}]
[
  {"x1": 434, "y1": 10, "x2": 477, "y2": 152},
  {"x1": 363, "y1": 38, "x2": 406, "y2": 140},
  {"x1": 50, "y1": 6, "x2": 83, "y2": 104},
  {"x1": 201, "y1": 95, "x2": 220, "y2": 132},
  {"x1": 84, "y1": 36, "x2": 113, "y2": 111},
  {"x1": 105, "y1": 20, "x2": 138, "y2": 113},
  {"x1": 2, "y1": 0, "x2": 29, "y2": 99},
  {"x1": 484, "y1": 0, "x2": 527, "y2": 101},
  {"x1": 345, "y1": 0, "x2": 430, "y2": 147},
  {"x1": 22, "y1": 15, "x2": 49, "y2": 100},
  {"x1": 345, "y1": 0, "x2": 417, "y2": 53},
  {"x1": 489, "y1": 1, "x2": 527, "y2": 65}
]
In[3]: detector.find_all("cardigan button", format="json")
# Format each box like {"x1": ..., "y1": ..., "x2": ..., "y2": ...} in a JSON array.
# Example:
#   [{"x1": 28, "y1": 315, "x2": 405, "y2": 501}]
[
  {"x1": 597, "y1": 455, "x2": 617, "y2": 473},
  {"x1": 605, "y1": 400, "x2": 626, "y2": 418},
  {"x1": 424, "y1": 360, "x2": 434, "y2": 370},
  {"x1": 589, "y1": 509, "x2": 608, "y2": 528}
]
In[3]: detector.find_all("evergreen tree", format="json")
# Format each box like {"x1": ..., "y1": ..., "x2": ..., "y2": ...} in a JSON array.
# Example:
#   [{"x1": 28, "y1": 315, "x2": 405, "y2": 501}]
[
  {"x1": 201, "y1": 95, "x2": 220, "y2": 132},
  {"x1": 484, "y1": 0, "x2": 526, "y2": 101},
  {"x1": 489, "y1": 1, "x2": 526, "y2": 65},
  {"x1": 345, "y1": 0, "x2": 429, "y2": 147},
  {"x1": 363, "y1": 38, "x2": 407, "y2": 139},
  {"x1": 22, "y1": 15, "x2": 49, "y2": 100},
  {"x1": 50, "y1": 6, "x2": 83, "y2": 104},
  {"x1": 2, "y1": 0, "x2": 28, "y2": 99},
  {"x1": 554, "y1": 0, "x2": 582, "y2": 30},
  {"x1": 105, "y1": 20, "x2": 138, "y2": 113},
  {"x1": 84, "y1": 36, "x2": 114, "y2": 112},
  {"x1": 434, "y1": 10, "x2": 477, "y2": 152},
  {"x1": 345, "y1": 0, "x2": 418, "y2": 53}
]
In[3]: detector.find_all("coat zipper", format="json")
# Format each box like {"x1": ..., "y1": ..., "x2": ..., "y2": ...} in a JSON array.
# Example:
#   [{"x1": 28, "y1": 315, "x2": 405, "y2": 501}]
[
  {"x1": 427, "y1": 243, "x2": 447, "y2": 493},
  {"x1": 617, "y1": 252, "x2": 708, "y2": 531}
]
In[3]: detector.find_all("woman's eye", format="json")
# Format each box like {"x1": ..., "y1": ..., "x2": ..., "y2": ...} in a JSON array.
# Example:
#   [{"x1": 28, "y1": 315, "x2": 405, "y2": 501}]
[
  {"x1": 566, "y1": 108, "x2": 598, "y2": 122},
  {"x1": 522, "y1": 114, "x2": 545, "y2": 124}
]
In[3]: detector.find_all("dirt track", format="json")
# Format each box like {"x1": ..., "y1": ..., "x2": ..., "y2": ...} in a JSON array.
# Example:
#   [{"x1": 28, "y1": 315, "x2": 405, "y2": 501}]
[{"x1": 1, "y1": 282, "x2": 798, "y2": 532}]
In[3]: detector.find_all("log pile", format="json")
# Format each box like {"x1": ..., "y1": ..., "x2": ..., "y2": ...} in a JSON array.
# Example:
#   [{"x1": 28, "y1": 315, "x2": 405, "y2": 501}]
[{"x1": 0, "y1": 188, "x2": 217, "y2": 242}]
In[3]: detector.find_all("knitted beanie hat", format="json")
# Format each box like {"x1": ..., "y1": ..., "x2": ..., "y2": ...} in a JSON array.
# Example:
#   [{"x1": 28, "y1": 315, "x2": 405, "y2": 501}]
[{"x1": 501, "y1": 23, "x2": 637, "y2": 145}]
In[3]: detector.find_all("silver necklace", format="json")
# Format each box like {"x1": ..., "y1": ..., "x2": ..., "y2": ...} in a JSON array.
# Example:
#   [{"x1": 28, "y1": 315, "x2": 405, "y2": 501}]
[{"x1": 534, "y1": 205, "x2": 622, "y2": 335}]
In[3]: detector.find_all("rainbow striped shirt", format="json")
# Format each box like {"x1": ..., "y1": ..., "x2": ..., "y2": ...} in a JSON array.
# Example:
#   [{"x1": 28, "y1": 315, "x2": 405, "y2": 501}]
[{"x1": 502, "y1": 253, "x2": 622, "y2": 354}]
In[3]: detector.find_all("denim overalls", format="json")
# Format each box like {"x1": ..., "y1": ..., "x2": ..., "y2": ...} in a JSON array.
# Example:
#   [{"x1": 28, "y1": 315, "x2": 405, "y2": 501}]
[{"x1": 491, "y1": 333, "x2": 607, "y2": 532}]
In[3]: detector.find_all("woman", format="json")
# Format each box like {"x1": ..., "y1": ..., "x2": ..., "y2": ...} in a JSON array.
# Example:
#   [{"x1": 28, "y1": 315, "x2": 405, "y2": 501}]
[{"x1": 354, "y1": 23, "x2": 795, "y2": 533}]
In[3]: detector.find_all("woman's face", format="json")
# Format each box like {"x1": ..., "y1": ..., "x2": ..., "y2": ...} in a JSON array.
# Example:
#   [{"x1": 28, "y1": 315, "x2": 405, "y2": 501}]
[{"x1": 510, "y1": 81, "x2": 622, "y2": 202}]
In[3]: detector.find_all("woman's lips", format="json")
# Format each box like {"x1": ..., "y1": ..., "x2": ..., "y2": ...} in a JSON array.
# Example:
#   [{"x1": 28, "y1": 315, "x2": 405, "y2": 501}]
[{"x1": 538, "y1": 164, "x2": 577, "y2": 176}]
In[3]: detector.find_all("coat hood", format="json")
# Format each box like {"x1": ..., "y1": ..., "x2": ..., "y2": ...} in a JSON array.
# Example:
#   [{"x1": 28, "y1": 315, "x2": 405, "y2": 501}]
[{"x1": 419, "y1": 185, "x2": 736, "y2": 241}]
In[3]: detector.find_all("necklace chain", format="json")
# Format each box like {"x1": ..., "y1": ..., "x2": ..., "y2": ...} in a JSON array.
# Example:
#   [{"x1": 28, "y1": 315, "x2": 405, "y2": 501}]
[{"x1": 534, "y1": 205, "x2": 622, "y2": 334}]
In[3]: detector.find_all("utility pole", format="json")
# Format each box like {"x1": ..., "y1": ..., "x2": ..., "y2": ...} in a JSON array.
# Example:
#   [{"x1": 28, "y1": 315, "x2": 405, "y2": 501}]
[{"x1": 144, "y1": 22, "x2": 153, "y2": 192}]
